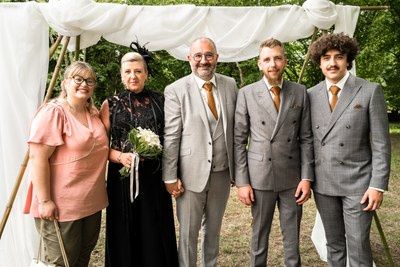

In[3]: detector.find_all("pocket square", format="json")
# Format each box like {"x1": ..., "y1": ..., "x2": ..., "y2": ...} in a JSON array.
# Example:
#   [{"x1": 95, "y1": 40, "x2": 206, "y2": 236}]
[{"x1": 353, "y1": 104, "x2": 363, "y2": 109}]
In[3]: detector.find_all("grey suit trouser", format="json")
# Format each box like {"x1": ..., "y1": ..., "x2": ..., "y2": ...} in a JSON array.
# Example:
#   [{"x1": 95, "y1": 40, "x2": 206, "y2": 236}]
[
  {"x1": 314, "y1": 193, "x2": 374, "y2": 267},
  {"x1": 251, "y1": 188, "x2": 302, "y2": 267},
  {"x1": 176, "y1": 170, "x2": 231, "y2": 267}
]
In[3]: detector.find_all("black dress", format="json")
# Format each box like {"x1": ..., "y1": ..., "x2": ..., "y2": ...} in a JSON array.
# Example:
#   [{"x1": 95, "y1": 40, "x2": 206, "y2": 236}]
[{"x1": 105, "y1": 89, "x2": 178, "y2": 267}]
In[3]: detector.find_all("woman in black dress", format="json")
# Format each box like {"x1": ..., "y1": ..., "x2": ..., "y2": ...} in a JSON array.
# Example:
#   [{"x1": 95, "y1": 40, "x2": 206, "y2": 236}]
[{"x1": 100, "y1": 49, "x2": 178, "y2": 267}]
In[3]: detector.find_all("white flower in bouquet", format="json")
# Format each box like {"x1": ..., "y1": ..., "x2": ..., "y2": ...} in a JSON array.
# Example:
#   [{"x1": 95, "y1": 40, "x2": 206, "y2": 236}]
[
  {"x1": 136, "y1": 127, "x2": 162, "y2": 150},
  {"x1": 120, "y1": 127, "x2": 163, "y2": 177}
]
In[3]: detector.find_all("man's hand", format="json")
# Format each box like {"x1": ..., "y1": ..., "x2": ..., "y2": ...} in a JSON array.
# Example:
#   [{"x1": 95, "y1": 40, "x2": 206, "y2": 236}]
[
  {"x1": 295, "y1": 180, "x2": 311, "y2": 205},
  {"x1": 237, "y1": 185, "x2": 254, "y2": 206},
  {"x1": 361, "y1": 188, "x2": 383, "y2": 211},
  {"x1": 165, "y1": 179, "x2": 185, "y2": 198}
]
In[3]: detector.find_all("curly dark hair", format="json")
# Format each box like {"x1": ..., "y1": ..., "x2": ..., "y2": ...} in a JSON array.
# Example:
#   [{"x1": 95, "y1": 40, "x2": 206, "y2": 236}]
[{"x1": 309, "y1": 33, "x2": 360, "y2": 70}]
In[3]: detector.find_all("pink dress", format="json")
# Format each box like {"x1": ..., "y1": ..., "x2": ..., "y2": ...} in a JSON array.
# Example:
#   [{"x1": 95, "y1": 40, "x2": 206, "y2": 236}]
[{"x1": 24, "y1": 102, "x2": 109, "y2": 222}]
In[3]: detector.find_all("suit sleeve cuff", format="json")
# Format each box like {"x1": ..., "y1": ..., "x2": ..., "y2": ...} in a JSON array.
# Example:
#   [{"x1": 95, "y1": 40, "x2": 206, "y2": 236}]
[
  {"x1": 164, "y1": 179, "x2": 178, "y2": 184},
  {"x1": 369, "y1": 186, "x2": 385, "y2": 193}
]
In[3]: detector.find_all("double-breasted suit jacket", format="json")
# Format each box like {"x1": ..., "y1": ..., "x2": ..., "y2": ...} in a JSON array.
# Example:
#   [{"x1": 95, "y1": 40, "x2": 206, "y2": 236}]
[
  {"x1": 234, "y1": 79, "x2": 314, "y2": 191},
  {"x1": 162, "y1": 73, "x2": 237, "y2": 191},
  {"x1": 308, "y1": 74, "x2": 391, "y2": 196}
]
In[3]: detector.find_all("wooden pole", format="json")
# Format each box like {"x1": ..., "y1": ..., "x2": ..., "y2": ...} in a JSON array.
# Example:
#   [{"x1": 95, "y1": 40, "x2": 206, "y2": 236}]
[
  {"x1": 297, "y1": 27, "x2": 319, "y2": 84},
  {"x1": 360, "y1": 6, "x2": 389, "y2": 11},
  {"x1": 44, "y1": 36, "x2": 70, "y2": 103},
  {"x1": 373, "y1": 211, "x2": 395, "y2": 267},
  {"x1": 0, "y1": 36, "x2": 70, "y2": 240},
  {"x1": 49, "y1": 35, "x2": 63, "y2": 59},
  {"x1": 74, "y1": 35, "x2": 80, "y2": 61}
]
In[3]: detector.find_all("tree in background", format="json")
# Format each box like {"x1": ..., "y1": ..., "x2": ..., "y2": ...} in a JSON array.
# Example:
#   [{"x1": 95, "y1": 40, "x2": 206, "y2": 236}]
[{"x1": 31, "y1": 0, "x2": 399, "y2": 117}]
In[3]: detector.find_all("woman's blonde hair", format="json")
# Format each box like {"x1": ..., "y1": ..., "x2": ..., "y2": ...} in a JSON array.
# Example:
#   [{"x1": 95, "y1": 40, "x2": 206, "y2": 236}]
[
  {"x1": 57, "y1": 61, "x2": 97, "y2": 114},
  {"x1": 120, "y1": 52, "x2": 148, "y2": 73}
]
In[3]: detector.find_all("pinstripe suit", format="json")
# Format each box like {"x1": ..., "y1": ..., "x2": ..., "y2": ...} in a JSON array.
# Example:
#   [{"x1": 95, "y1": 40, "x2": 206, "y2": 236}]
[
  {"x1": 308, "y1": 74, "x2": 391, "y2": 266},
  {"x1": 234, "y1": 79, "x2": 313, "y2": 267}
]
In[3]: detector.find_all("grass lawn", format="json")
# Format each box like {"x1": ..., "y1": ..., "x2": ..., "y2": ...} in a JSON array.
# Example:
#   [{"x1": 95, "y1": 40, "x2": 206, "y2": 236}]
[{"x1": 90, "y1": 126, "x2": 400, "y2": 266}]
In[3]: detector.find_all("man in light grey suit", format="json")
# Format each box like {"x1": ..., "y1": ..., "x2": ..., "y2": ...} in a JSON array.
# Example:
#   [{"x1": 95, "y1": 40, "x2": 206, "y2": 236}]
[
  {"x1": 234, "y1": 38, "x2": 314, "y2": 267},
  {"x1": 308, "y1": 33, "x2": 391, "y2": 267},
  {"x1": 163, "y1": 37, "x2": 237, "y2": 267}
]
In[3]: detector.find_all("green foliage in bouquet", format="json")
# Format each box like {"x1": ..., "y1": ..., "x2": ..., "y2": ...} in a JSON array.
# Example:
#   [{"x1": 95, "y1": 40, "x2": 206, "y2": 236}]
[{"x1": 119, "y1": 127, "x2": 163, "y2": 177}]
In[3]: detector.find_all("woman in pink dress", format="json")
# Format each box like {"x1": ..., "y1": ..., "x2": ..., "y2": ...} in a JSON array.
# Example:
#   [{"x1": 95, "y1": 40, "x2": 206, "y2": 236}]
[{"x1": 25, "y1": 61, "x2": 109, "y2": 266}]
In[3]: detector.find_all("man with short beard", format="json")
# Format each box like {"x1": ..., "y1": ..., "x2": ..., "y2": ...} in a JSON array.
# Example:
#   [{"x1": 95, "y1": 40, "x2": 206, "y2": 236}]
[
  {"x1": 163, "y1": 37, "x2": 238, "y2": 267},
  {"x1": 234, "y1": 38, "x2": 313, "y2": 267},
  {"x1": 308, "y1": 33, "x2": 390, "y2": 267}
]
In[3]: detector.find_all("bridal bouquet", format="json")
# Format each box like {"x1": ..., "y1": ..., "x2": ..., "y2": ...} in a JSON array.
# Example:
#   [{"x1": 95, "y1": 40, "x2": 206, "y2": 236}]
[{"x1": 120, "y1": 127, "x2": 163, "y2": 177}]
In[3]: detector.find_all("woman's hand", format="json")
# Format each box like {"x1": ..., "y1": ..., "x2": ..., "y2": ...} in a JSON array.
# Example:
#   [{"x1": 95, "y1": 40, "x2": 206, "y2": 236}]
[
  {"x1": 38, "y1": 200, "x2": 59, "y2": 221},
  {"x1": 119, "y1": 152, "x2": 134, "y2": 168}
]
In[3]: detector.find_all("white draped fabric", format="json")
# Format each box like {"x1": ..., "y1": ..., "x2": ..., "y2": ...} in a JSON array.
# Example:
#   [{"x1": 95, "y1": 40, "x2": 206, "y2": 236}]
[
  {"x1": 0, "y1": 0, "x2": 359, "y2": 265},
  {"x1": 0, "y1": 2, "x2": 49, "y2": 266}
]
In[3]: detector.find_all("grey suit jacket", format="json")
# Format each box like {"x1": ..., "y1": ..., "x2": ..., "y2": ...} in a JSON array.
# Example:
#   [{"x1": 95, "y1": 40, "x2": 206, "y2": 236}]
[
  {"x1": 162, "y1": 73, "x2": 238, "y2": 193},
  {"x1": 308, "y1": 74, "x2": 391, "y2": 196},
  {"x1": 234, "y1": 79, "x2": 314, "y2": 192}
]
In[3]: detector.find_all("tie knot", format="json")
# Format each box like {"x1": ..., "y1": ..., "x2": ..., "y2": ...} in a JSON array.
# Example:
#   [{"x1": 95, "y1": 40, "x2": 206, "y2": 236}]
[
  {"x1": 271, "y1": 86, "x2": 280, "y2": 96},
  {"x1": 330, "y1": 85, "x2": 341, "y2": 95},
  {"x1": 203, "y1": 81, "x2": 213, "y2": 92}
]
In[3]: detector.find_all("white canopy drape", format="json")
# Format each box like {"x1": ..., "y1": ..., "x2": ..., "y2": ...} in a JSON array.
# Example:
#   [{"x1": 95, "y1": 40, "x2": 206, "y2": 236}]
[{"x1": 0, "y1": 0, "x2": 359, "y2": 265}]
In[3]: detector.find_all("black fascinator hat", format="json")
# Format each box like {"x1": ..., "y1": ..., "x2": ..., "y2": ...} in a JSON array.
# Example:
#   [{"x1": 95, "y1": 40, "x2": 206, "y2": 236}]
[{"x1": 130, "y1": 39, "x2": 153, "y2": 75}]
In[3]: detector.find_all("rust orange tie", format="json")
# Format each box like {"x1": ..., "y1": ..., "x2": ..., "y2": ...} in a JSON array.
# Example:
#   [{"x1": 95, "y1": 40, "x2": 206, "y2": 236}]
[
  {"x1": 271, "y1": 86, "x2": 281, "y2": 112},
  {"x1": 203, "y1": 81, "x2": 218, "y2": 120},
  {"x1": 329, "y1": 85, "x2": 341, "y2": 111}
]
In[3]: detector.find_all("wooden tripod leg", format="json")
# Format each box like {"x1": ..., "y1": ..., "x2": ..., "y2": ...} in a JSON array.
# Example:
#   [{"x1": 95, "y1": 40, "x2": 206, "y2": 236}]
[{"x1": 373, "y1": 211, "x2": 394, "y2": 267}]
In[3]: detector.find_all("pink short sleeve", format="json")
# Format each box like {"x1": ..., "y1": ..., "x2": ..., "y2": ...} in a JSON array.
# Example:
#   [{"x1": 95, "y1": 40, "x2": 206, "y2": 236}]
[{"x1": 28, "y1": 103, "x2": 66, "y2": 147}]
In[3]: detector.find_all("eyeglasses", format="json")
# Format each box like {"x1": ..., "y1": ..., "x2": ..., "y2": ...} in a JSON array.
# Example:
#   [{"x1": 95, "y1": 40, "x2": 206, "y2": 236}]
[
  {"x1": 71, "y1": 75, "x2": 96, "y2": 87},
  {"x1": 192, "y1": 52, "x2": 215, "y2": 62}
]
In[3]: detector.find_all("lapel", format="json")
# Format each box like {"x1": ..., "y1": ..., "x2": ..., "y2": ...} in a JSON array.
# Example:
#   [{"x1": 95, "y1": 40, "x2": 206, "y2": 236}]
[
  {"x1": 271, "y1": 80, "x2": 294, "y2": 139},
  {"x1": 255, "y1": 79, "x2": 278, "y2": 123},
  {"x1": 322, "y1": 74, "x2": 362, "y2": 140},
  {"x1": 187, "y1": 74, "x2": 211, "y2": 135},
  {"x1": 215, "y1": 74, "x2": 228, "y2": 135},
  {"x1": 315, "y1": 80, "x2": 332, "y2": 119}
]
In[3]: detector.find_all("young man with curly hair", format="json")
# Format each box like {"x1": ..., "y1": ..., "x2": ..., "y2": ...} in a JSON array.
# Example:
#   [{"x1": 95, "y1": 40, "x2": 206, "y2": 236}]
[{"x1": 308, "y1": 33, "x2": 391, "y2": 266}]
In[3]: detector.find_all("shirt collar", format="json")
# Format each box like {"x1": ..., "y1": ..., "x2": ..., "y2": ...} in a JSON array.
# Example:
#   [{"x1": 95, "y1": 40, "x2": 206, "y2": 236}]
[
  {"x1": 193, "y1": 74, "x2": 217, "y2": 90},
  {"x1": 326, "y1": 71, "x2": 350, "y2": 91},
  {"x1": 262, "y1": 76, "x2": 283, "y2": 90}
]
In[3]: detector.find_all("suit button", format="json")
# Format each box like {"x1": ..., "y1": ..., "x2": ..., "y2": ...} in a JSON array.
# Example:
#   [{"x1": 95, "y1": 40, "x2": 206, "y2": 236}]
[
  {"x1": 268, "y1": 158, "x2": 272, "y2": 161},
  {"x1": 287, "y1": 138, "x2": 291, "y2": 142},
  {"x1": 316, "y1": 125, "x2": 320, "y2": 129},
  {"x1": 346, "y1": 125, "x2": 351, "y2": 129},
  {"x1": 339, "y1": 143, "x2": 344, "y2": 147},
  {"x1": 212, "y1": 165, "x2": 216, "y2": 169},
  {"x1": 261, "y1": 121, "x2": 265, "y2": 125},
  {"x1": 288, "y1": 156, "x2": 293, "y2": 159},
  {"x1": 293, "y1": 120, "x2": 297, "y2": 124},
  {"x1": 338, "y1": 161, "x2": 344, "y2": 165},
  {"x1": 321, "y1": 142, "x2": 325, "y2": 146}
]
